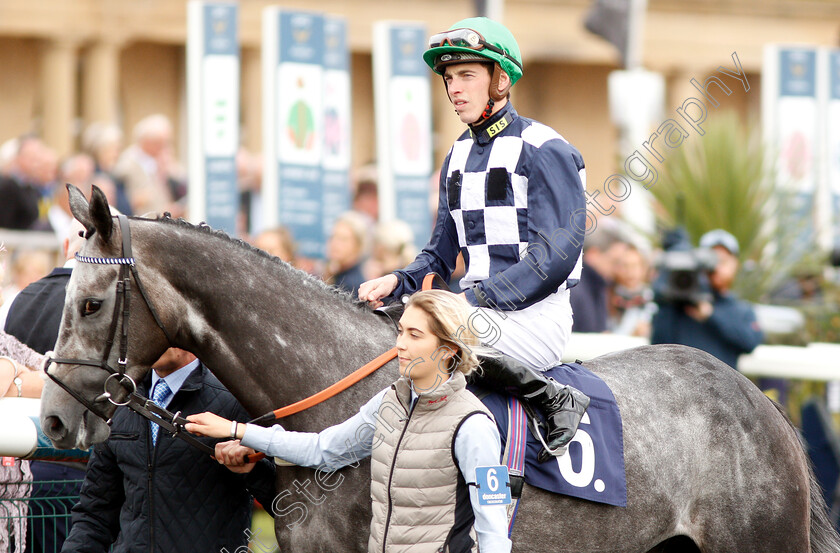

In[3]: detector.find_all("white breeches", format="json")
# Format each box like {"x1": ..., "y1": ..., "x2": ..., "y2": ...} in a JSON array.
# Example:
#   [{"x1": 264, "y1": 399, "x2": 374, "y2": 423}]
[{"x1": 469, "y1": 287, "x2": 573, "y2": 371}]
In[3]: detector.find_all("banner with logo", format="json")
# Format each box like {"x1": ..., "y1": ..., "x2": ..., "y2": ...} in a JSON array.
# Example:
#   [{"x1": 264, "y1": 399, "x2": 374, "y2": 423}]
[
  {"x1": 263, "y1": 9, "x2": 325, "y2": 258},
  {"x1": 321, "y1": 16, "x2": 352, "y2": 244},
  {"x1": 826, "y1": 50, "x2": 840, "y2": 248},
  {"x1": 763, "y1": 46, "x2": 819, "y2": 249},
  {"x1": 373, "y1": 22, "x2": 433, "y2": 250},
  {"x1": 187, "y1": 1, "x2": 239, "y2": 235}
]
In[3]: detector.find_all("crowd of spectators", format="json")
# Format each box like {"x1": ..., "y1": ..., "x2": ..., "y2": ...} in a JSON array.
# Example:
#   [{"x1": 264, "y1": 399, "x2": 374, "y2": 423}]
[
  {"x1": 568, "y1": 220, "x2": 764, "y2": 373},
  {"x1": 0, "y1": 116, "x2": 764, "y2": 357},
  {"x1": 0, "y1": 117, "x2": 423, "y2": 315}
]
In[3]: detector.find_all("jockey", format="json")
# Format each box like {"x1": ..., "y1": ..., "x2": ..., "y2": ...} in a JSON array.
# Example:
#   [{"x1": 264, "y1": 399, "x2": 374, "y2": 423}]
[{"x1": 359, "y1": 17, "x2": 590, "y2": 459}]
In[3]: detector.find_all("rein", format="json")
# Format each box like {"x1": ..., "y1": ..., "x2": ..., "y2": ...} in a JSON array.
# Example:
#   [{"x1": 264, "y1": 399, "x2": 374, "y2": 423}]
[
  {"x1": 249, "y1": 272, "x2": 448, "y2": 426},
  {"x1": 245, "y1": 272, "x2": 449, "y2": 462},
  {"x1": 248, "y1": 347, "x2": 398, "y2": 426}
]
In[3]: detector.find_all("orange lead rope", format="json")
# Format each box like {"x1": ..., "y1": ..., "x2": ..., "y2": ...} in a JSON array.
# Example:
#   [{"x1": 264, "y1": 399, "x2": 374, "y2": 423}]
[
  {"x1": 243, "y1": 273, "x2": 446, "y2": 462},
  {"x1": 258, "y1": 346, "x2": 398, "y2": 424}
]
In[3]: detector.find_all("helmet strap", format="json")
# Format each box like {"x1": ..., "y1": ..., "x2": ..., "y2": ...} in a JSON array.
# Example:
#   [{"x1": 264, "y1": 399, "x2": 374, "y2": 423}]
[
  {"x1": 480, "y1": 98, "x2": 495, "y2": 121},
  {"x1": 479, "y1": 63, "x2": 509, "y2": 121},
  {"x1": 489, "y1": 63, "x2": 511, "y2": 102}
]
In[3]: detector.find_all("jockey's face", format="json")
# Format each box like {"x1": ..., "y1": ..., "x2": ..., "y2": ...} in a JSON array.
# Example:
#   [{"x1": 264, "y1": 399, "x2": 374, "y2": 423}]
[
  {"x1": 396, "y1": 305, "x2": 455, "y2": 394},
  {"x1": 444, "y1": 63, "x2": 493, "y2": 125}
]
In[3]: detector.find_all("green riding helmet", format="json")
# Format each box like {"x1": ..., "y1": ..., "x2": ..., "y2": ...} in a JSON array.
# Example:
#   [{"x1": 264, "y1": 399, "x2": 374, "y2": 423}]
[{"x1": 423, "y1": 17, "x2": 523, "y2": 87}]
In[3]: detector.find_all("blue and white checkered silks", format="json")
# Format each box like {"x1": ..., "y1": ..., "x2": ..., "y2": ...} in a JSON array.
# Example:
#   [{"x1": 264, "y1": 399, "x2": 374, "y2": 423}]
[
  {"x1": 445, "y1": 121, "x2": 585, "y2": 289},
  {"x1": 149, "y1": 379, "x2": 172, "y2": 446}
]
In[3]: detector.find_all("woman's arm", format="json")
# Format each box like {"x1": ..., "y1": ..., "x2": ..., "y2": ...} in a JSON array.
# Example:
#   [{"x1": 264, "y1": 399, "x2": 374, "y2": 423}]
[
  {"x1": 0, "y1": 356, "x2": 44, "y2": 398},
  {"x1": 454, "y1": 413, "x2": 512, "y2": 553},
  {"x1": 187, "y1": 388, "x2": 389, "y2": 471}
]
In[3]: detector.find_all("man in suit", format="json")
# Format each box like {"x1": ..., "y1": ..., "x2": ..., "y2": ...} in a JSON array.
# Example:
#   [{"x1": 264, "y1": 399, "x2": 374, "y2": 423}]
[{"x1": 62, "y1": 348, "x2": 276, "y2": 553}]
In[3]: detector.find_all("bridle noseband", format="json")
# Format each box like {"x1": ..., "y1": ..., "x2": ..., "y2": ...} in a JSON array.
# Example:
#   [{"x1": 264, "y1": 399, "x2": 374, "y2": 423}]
[{"x1": 47, "y1": 214, "x2": 174, "y2": 424}]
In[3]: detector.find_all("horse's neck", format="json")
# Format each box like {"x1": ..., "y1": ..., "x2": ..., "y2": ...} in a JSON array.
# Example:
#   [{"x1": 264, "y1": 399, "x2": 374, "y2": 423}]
[{"x1": 144, "y1": 223, "x2": 396, "y2": 418}]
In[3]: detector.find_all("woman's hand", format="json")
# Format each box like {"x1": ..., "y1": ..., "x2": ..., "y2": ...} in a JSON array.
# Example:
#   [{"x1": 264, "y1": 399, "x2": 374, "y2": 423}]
[
  {"x1": 214, "y1": 440, "x2": 258, "y2": 473},
  {"x1": 185, "y1": 412, "x2": 233, "y2": 438}
]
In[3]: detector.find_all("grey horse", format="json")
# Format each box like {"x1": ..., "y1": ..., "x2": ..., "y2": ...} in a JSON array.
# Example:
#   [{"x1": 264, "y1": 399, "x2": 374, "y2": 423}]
[{"x1": 41, "y1": 185, "x2": 840, "y2": 552}]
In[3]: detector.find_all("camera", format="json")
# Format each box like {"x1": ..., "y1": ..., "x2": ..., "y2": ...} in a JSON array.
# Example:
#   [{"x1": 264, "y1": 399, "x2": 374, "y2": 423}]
[{"x1": 652, "y1": 227, "x2": 718, "y2": 306}]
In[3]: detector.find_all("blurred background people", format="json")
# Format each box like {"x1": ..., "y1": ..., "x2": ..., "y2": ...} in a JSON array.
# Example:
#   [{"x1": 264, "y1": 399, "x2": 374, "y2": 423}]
[
  {"x1": 651, "y1": 229, "x2": 764, "y2": 369},
  {"x1": 608, "y1": 243, "x2": 655, "y2": 338},
  {"x1": 0, "y1": 249, "x2": 52, "y2": 331},
  {"x1": 0, "y1": 331, "x2": 45, "y2": 399},
  {"x1": 324, "y1": 211, "x2": 371, "y2": 297},
  {"x1": 82, "y1": 122, "x2": 132, "y2": 216},
  {"x1": 0, "y1": 136, "x2": 57, "y2": 231},
  {"x1": 570, "y1": 226, "x2": 627, "y2": 333},
  {"x1": 351, "y1": 164, "x2": 379, "y2": 223},
  {"x1": 236, "y1": 146, "x2": 264, "y2": 237},
  {"x1": 252, "y1": 226, "x2": 297, "y2": 267},
  {"x1": 113, "y1": 114, "x2": 180, "y2": 217},
  {"x1": 5, "y1": 220, "x2": 86, "y2": 355},
  {"x1": 47, "y1": 155, "x2": 96, "y2": 242},
  {"x1": 364, "y1": 219, "x2": 416, "y2": 280}
]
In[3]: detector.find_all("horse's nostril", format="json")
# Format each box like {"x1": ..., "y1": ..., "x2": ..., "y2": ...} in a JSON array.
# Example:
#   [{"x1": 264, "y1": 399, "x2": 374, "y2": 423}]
[{"x1": 44, "y1": 415, "x2": 66, "y2": 438}]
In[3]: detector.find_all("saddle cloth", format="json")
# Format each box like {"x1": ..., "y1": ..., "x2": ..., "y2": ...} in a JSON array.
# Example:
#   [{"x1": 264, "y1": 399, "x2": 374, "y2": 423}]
[{"x1": 469, "y1": 362, "x2": 627, "y2": 507}]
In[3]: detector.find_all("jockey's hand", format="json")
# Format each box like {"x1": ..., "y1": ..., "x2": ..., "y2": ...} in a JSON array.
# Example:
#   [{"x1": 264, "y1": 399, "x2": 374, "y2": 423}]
[
  {"x1": 185, "y1": 412, "x2": 231, "y2": 439},
  {"x1": 358, "y1": 274, "x2": 399, "y2": 308},
  {"x1": 215, "y1": 440, "x2": 257, "y2": 473}
]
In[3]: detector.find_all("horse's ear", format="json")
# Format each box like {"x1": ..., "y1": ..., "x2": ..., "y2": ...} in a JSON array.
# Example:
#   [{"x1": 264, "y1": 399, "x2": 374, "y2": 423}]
[
  {"x1": 67, "y1": 183, "x2": 95, "y2": 237},
  {"x1": 88, "y1": 185, "x2": 114, "y2": 243}
]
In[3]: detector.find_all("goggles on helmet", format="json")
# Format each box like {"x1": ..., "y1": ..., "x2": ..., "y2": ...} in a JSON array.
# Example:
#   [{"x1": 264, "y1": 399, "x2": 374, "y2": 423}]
[{"x1": 428, "y1": 28, "x2": 523, "y2": 71}]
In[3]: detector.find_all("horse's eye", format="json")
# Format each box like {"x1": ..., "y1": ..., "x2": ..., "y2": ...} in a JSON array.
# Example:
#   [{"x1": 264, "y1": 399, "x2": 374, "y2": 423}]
[{"x1": 82, "y1": 299, "x2": 103, "y2": 316}]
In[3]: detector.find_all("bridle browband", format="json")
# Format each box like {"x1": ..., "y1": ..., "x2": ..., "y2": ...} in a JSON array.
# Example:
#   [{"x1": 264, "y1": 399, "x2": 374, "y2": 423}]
[{"x1": 45, "y1": 215, "x2": 215, "y2": 457}]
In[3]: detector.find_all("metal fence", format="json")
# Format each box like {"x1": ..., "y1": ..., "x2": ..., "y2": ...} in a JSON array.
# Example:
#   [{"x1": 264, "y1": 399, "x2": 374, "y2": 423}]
[{"x1": 0, "y1": 479, "x2": 84, "y2": 553}]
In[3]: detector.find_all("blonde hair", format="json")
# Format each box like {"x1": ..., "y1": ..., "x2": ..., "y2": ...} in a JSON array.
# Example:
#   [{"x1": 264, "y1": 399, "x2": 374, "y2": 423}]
[
  {"x1": 404, "y1": 290, "x2": 483, "y2": 376},
  {"x1": 332, "y1": 211, "x2": 372, "y2": 256},
  {"x1": 373, "y1": 220, "x2": 417, "y2": 268}
]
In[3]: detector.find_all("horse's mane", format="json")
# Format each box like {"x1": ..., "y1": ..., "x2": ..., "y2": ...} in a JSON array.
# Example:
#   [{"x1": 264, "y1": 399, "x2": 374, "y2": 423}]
[{"x1": 144, "y1": 214, "x2": 370, "y2": 312}]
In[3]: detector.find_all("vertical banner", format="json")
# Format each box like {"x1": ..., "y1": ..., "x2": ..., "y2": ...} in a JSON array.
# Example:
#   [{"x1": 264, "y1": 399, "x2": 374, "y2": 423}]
[
  {"x1": 373, "y1": 22, "x2": 433, "y2": 250},
  {"x1": 263, "y1": 9, "x2": 325, "y2": 258},
  {"x1": 322, "y1": 16, "x2": 352, "y2": 241},
  {"x1": 763, "y1": 46, "x2": 819, "y2": 249},
  {"x1": 187, "y1": 1, "x2": 240, "y2": 235},
  {"x1": 826, "y1": 50, "x2": 840, "y2": 249}
]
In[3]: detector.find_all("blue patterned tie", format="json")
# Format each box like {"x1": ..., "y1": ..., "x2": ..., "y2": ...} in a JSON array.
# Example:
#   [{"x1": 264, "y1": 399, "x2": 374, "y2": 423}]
[{"x1": 150, "y1": 379, "x2": 172, "y2": 446}]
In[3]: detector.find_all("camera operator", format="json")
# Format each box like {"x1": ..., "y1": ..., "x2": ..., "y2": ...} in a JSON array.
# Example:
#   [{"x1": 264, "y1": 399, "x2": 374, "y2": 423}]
[{"x1": 651, "y1": 229, "x2": 763, "y2": 369}]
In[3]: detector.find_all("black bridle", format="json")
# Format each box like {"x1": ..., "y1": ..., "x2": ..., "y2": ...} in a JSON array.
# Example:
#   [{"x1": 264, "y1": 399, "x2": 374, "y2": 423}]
[{"x1": 46, "y1": 215, "x2": 215, "y2": 457}]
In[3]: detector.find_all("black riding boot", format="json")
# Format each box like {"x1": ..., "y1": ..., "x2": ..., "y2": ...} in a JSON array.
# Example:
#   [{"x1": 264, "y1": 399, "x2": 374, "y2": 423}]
[{"x1": 476, "y1": 354, "x2": 590, "y2": 462}]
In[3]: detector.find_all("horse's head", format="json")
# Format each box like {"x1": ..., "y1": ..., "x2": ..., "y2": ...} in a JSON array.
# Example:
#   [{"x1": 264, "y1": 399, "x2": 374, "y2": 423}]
[{"x1": 41, "y1": 184, "x2": 170, "y2": 449}]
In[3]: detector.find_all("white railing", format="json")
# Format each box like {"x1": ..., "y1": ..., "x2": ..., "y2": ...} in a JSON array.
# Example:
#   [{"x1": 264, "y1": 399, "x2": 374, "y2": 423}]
[{"x1": 563, "y1": 333, "x2": 840, "y2": 382}]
